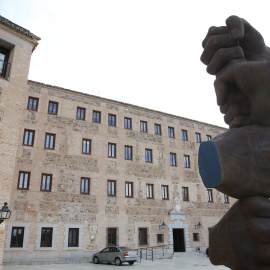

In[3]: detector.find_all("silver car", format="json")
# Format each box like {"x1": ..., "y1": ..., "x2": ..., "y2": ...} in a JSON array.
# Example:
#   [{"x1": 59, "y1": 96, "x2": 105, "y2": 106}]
[{"x1": 92, "y1": 246, "x2": 138, "y2": 266}]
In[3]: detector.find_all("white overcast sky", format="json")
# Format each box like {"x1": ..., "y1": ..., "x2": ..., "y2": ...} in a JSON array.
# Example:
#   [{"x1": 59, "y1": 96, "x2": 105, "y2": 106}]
[{"x1": 1, "y1": 0, "x2": 270, "y2": 128}]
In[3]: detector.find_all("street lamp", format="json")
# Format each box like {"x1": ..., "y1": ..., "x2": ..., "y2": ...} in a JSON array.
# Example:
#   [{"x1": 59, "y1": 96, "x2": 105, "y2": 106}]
[
  {"x1": 195, "y1": 222, "x2": 202, "y2": 230},
  {"x1": 0, "y1": 202, "x2": 12, "y2": 224},
  {"x1": 159, "y1": 222, "x2": 166, "y2": 230}
]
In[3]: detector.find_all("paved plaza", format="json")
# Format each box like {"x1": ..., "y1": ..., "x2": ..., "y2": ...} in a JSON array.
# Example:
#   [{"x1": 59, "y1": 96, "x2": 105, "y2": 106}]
[{"x1": 0, "y1": 252, "x2": 229, "y2": 270}]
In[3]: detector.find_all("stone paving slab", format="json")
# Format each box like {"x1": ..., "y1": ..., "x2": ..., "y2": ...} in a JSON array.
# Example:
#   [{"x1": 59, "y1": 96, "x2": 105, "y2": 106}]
[{"x1": 0, "y1": 252, "x2": 229, "y2": 270}]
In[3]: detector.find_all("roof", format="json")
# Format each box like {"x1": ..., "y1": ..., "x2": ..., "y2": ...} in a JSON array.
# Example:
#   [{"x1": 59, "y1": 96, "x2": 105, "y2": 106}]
[
  {"x1": 28, "y1": 80, "x2": 228, "y2": 131},
  {"x1": 0, "y1": 15, "x2": 40, "y2": 41}
]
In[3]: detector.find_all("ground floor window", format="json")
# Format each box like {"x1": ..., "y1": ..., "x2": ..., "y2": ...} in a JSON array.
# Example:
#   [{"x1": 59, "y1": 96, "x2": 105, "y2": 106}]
[
  {"x1": 139, "y1": 228, "x2": 148, "y2": 245},
  {"x1": 10, "y1": 227, "x2": 24, "y2": 247},
  {"x1": 40, "y1": 227, "x2": 53, "y2": 247},
  {"x1": 193, "y1": 233, "x2": 200, "y2": 241},
  {"x1": 107, "y1": 227, "x2": 118, "y2": 246},
  {"x1": 157, "y1": 234, "x2": 164, "y2": 243},
  {"x1": 68, "y1": 228, "x2": 79, "y2": 247}
]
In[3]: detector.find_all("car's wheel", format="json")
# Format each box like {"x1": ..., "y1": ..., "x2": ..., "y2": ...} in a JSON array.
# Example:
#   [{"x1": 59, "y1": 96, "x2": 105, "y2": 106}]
[
  {"x1": 128, "y1": 261, "x2": 134, "y2": 265},
  {"x1": 115, "y1": 257, "x2": 122, "y2": 266},
  {"x1": 93, "y1": 256, "x2": 99, "y2": 264}
]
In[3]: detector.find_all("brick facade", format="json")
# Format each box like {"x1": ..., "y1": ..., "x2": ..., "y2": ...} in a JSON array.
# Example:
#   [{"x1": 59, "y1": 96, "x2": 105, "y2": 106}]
[{"x1": 0, "y1": 17, "x2": 39, "y2": 265}]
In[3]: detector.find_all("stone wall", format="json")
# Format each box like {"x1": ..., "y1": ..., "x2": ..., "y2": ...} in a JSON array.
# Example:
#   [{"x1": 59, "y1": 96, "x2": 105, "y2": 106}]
[
  {"x1": 0, "y1": 23, "x2": 38, "y2": 265},
  {"x1": 2, "y1": 81, "x2": 236, "y2": 264}
]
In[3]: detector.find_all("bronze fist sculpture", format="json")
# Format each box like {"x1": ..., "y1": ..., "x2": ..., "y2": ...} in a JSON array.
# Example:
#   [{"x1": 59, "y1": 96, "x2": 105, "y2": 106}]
[{"x1": 199, "y1": 16, "x2": 270, "y2": 269}]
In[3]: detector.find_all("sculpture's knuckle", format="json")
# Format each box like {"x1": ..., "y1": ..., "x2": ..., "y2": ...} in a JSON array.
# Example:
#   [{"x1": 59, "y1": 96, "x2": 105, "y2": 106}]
[{"x1": 208, "y1": 26, "x2": 216, "y2": 35}]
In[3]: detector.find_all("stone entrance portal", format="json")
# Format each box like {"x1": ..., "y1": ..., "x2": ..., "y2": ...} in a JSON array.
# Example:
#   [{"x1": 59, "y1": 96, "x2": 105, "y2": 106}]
[{"x1": 168, "y1": 197, "x2": 191, "y2": 252}]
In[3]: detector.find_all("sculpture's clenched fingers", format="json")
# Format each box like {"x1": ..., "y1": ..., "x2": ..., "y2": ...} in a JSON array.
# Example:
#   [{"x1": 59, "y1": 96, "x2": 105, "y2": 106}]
[
  {"x1": 226, "y1": 89, "x2": 249, "y2": 105},
  {"x1": 201, "y1": 33, "x2": 237, "y2": 65},
  {"x1": 202, "y1": 26, "x2": 228, "y2": 48},
  {"x1": 207, "y1": 46, "x2": 244, "y2": 75},
  {"x1": 225, "y1": 15, "x2": 245, "y2": 40}
]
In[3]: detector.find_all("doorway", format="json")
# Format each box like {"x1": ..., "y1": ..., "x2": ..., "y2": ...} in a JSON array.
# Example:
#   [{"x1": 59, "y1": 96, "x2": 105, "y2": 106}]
[{"x1": 173, "y1": 229, "x2": 185, "y2": 252}]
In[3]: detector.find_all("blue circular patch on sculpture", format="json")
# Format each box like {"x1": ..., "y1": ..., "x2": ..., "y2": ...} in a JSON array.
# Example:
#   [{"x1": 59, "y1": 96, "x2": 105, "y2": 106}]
[{"x1": 198, "y1": 141, "x2": 222, "y2": 188}]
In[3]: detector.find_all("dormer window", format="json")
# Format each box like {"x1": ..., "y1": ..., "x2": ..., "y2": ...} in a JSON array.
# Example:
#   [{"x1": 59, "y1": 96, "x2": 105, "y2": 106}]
[{"x1": 0, "y1": 46, "x2": 11, "y2": 79}]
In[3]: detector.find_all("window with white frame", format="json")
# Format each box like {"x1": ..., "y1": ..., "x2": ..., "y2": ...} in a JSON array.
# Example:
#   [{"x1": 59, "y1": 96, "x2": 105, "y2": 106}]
[
  {"x1": 207, "y1": 189, "x2": 213, "y2": 202},
  {"x1": 93, "y1": 111, "x2": 101, "y2": 123},
  {"x1": 125, "y1": 182, "x2": 133, "y2": 198},
  {"x1": 108, "y1": 114, "x2": 116, "y2": 126},
  {"x1": 124, "y1": 117, "x2": 132, "y2": 129},
  {"x1": 27, "y1": 97, "x2": 39, "y2": 111},
  {"x1": 170, "y1": 153, "x2": 176, "y2": 166},
  {"x1": 146, "y1": 184, "x2": 154, "y2": 199},
  {"x1": 23, "y1": 129, "x2": 35, "y2": 146},
  {"x1": 45, "y1": 133, "x2": 55, "y2": 149},
  {"x1": 184, "y1": 155, "x2": 190, "y2": 168},
  {"x1": 224, "y1": 194, "x2": 229, "y2": 203},
  {"x1": 162, "y1": 185, "x2": 169, "y2": 200},
  {"x1": 41, "y1": 174, "x2": 52, "y2": 192},
  {"x1": 125, "y1": 145, "x2": 132, "y2": 160},
  {"x1": 195, "y1": 133, "x2": 201, "y2": 143},
  {"x1": 182, "y1": 129, "x2": 188, "y2": 140},
  {"x1": 168, "y1": 127, "x2": 175, "y2": 138},
  {"x1": 155, "y1": 124, "x2": 161, "y2": 135},
  {"x1": 48, "y1": 101, "x2": 58, "y2": 115},
  {"x1": 108, "y1": 143, "x2": 116, "y2": 158},
  {"x1": 140, "y1": 121, "x2": 147, "y2": 132},
  {"x1": 81, "y1": 177, "x2": 90, "y2": 194},
  {"x1": 145, "y1": 149, "x2": 152, "y2": 163},
  {"x1": 82, "y1": 139, "x2": 91, "y2": 154},
  {"x1": 108, "y1": 180, "x2": 116, "y2": 196},
  {"x1": 77, "y1": 107, "x2": 85, "y2": 120},
  {"x1": 18, "y1": 171, "x2": 30, "y2": 190}
]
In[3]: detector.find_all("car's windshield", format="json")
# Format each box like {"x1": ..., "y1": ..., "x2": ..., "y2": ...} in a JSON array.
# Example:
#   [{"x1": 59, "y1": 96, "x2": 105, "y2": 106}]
[{"x1": 119, "y1": 247, "x2": 132, "y2": 251}]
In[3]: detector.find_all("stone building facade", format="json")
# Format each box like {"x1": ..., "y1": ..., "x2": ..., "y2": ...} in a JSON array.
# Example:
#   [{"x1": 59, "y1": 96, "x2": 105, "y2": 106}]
[{"x1": 0, "y1": 16, "x2": 235, "y2": 265}]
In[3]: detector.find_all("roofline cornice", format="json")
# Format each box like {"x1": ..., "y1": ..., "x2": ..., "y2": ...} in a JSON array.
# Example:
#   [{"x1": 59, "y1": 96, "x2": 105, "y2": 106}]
[
  {"x1": 27, "y1": 80, "x2": 228, "y2": 131},
  {"x1": 0, "y1": 15, "x2": 41, "y2": 41}
]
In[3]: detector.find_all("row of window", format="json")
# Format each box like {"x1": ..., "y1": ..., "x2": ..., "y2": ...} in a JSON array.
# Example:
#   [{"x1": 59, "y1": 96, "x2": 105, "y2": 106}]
[
  {"x1": 18, "y1": 171, "x2": 167, "y2": 199},
  {"x1": 10, "y1": 226, "x2": 161, "y2": 249},
  {"x1": 23, "y1": 130, "x2": 192, "y2": 167},
  {"x1": 17, "y1": 172, "x2": 229, "y2": 203},
  {"x1": 27, "y1": 97, "x2": 212, "y2": 142},
  {"x1": 10, "y1": 224, "x2": 211, "y2": 249},
  {"x1": 11, "y1": 227, "x2": 77, "y2": 248}
]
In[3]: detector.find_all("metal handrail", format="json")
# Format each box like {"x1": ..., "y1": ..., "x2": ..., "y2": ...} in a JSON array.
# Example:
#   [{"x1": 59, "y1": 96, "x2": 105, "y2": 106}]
[
  {"x1": 0, "y1": 60, "x2": 11, "y2": 80},
  {"x1": 136, "y1": 244, "x2": 170, "y2": 262}
]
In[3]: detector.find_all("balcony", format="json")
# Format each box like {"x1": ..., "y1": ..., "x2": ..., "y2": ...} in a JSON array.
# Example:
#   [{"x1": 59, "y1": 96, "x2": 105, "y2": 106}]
[{"x1": 0, "y1": 60, "x2": 11, "y2": 80}]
